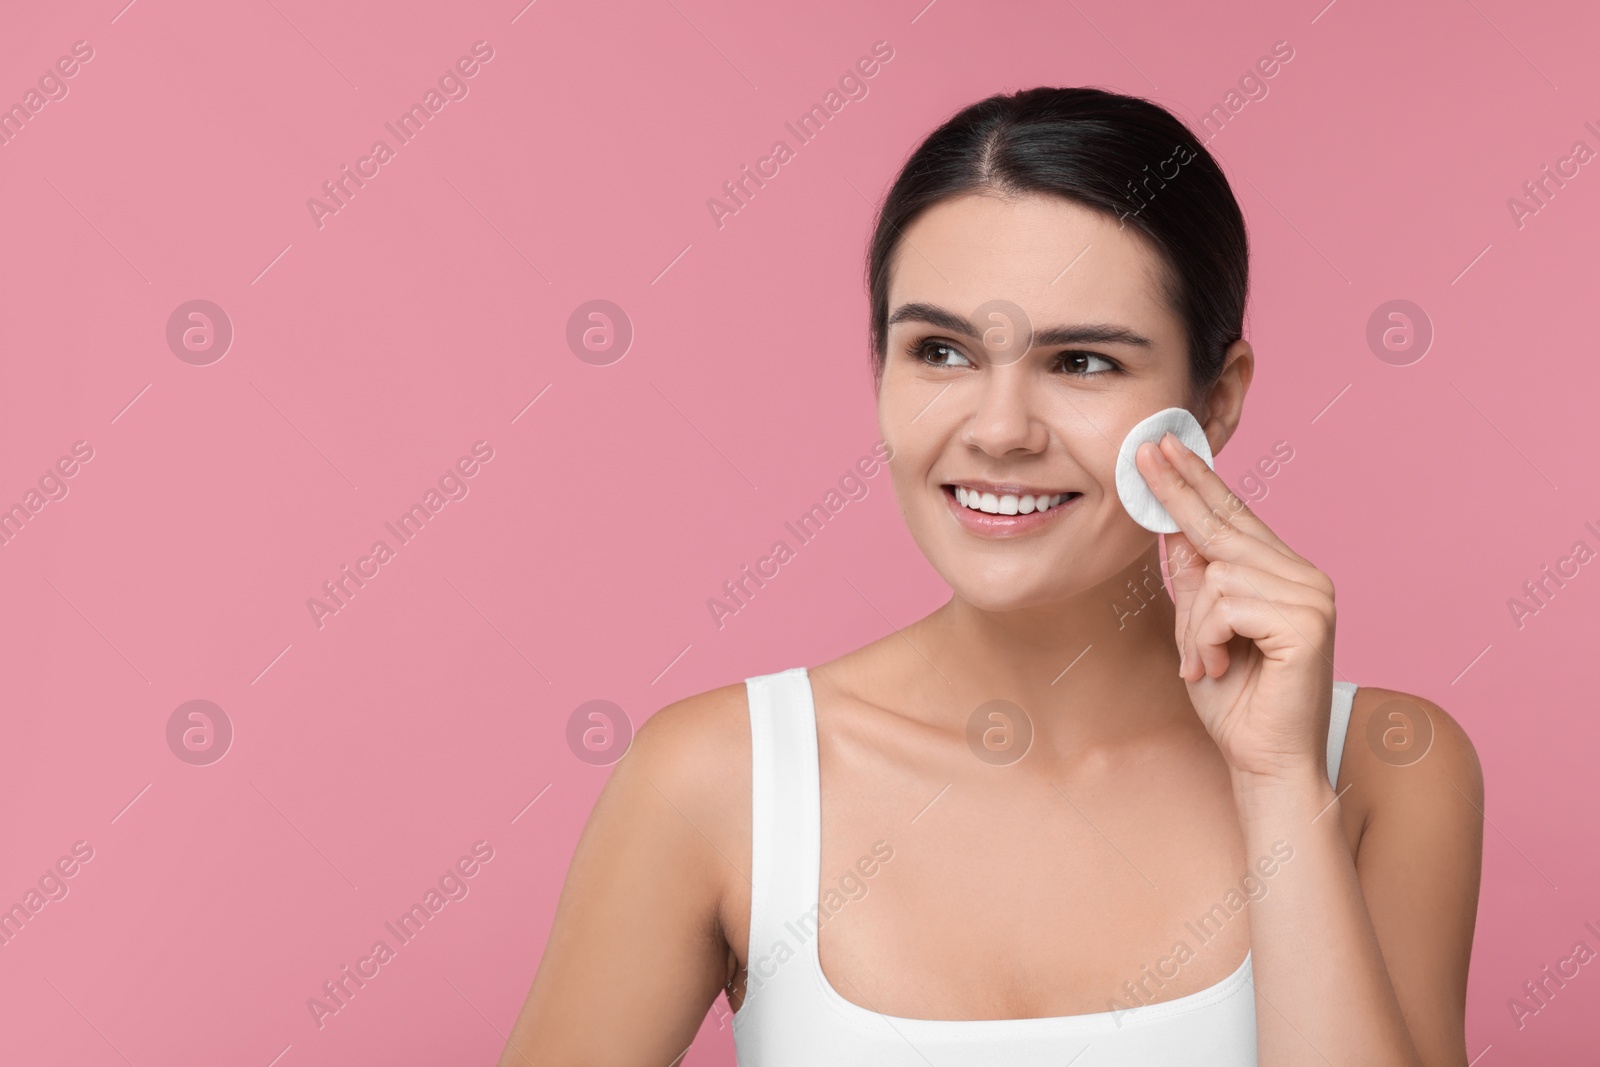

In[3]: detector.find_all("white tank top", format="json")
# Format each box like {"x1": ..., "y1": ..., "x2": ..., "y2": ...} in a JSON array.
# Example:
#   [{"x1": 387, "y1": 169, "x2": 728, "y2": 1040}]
[{"x1": 732, "y1": 666, "x2": 1358, "y2": 1066}]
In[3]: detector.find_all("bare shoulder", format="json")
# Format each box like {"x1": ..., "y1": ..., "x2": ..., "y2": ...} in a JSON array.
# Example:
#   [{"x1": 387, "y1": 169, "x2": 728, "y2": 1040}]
[
  {"x1": 605, "y1": 679, "x2": 753, "y2": 882},
  {"x1": 1343, "y1": 685, "x2": 1483, "y2": 787},
  {"x1": 1333, "y1": 685, "x2": 1484, "y2": 1058},
  {"x1": 558, "y1": 680, "x2": 754, "y2": 901},
  {"x1": 501, "y1": 680, "x2": 756, "y2": 1063},
  {"x1": 625, "y1": 680, "x2": 752, "y2": 801},
  {"x1": 1340, "y1": 684, "x2": 1484, "y2": 840}
]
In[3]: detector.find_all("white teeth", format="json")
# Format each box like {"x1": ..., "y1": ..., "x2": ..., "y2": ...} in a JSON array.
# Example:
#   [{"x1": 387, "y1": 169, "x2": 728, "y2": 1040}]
[{"x1": 954, "y1": 488, "x2": 1069, "y2": 515}]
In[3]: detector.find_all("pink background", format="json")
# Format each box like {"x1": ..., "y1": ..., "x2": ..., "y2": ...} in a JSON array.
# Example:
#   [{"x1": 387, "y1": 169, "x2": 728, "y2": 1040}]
[{"x1": 1, "y1": 0, "x2": 1596, "y2": 1062}]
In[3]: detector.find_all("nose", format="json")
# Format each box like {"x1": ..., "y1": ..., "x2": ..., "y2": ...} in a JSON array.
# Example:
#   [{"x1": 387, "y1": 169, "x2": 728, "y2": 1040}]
[{"x1": 959, "y1": 363, "x2": 1048, "y2": 458}]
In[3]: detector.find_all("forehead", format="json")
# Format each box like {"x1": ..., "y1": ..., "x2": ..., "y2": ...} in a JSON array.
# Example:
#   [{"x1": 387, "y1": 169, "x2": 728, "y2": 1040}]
[{"x1": 887, "y1": 192, "x2": 1180, "y2": 342}]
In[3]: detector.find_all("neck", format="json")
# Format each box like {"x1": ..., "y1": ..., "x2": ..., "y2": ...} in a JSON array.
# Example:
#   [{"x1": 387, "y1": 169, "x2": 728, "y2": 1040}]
[{"x1": 910, "y1": 542, "x2": 1195, "y2": 746}]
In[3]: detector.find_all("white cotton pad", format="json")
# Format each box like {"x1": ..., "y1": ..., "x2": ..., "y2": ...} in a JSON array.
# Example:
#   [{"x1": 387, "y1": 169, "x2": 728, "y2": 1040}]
[{"x1": 1115, "y1": 407, "x2": 1214, "y2": 533}]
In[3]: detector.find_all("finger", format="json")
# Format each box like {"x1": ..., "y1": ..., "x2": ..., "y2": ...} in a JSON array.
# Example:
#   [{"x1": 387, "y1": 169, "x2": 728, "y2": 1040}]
[
  {"x1": 1190, "y1": 598, "x2": 1332, "y2": 680},
  {"x1": 1154, "y1": 434, "x2": 1298, "y2": 559},
  {"x1": 1180, "y1": 561, "x2": 1330, "y2": 680},
  {"x1": 1162, "y1": 533, "x2": 1205, "y2": 674},
  {"x1": 1135, "y1": 439, "x2": 1270, "y2": 569},
  {"x1": 1135, "y1": 436, "x2": 1310, "y2": 570}
]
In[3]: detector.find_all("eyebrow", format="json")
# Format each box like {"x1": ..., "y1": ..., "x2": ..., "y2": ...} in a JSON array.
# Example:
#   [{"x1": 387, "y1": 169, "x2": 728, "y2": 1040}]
[{"x1": 887, "y1": 302, "x2": 1156, "y2": 350}]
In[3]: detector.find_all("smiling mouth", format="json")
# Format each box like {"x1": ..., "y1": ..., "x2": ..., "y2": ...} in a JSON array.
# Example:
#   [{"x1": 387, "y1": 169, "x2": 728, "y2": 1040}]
[{"x1": 943, "y1": 485, "x2": 1083, "y2": 516}]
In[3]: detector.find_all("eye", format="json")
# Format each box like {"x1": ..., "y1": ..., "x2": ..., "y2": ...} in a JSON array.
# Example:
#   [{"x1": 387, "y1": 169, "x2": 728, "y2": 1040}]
[
  {"x1": 1059, "y1": 351, "x2": 1120, "y2": 377},
  {"x1": 911, "y1": 339, "x2": 974, "y2": 369},
  {"x1": 911, "y1": 338, "x2": 1122, "y2": 377}
]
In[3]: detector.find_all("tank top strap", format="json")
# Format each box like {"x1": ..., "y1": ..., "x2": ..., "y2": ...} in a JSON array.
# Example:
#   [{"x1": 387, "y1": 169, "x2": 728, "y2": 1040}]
[
  {"x1": 744, "y1": 667, "x2": 822, "y2": 969},
  {"x1": 1327, "y1": 680, "x2": 1358, "y2": 787}
]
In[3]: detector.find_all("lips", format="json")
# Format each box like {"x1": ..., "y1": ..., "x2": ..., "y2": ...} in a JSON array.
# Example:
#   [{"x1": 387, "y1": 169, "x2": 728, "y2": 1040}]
[
  {"x1": 948, "y1": 485, "x2": 1077, "y2": 516},
  {"x1": 940, "y1": 484, "x2": 1083, "y2": 537}
]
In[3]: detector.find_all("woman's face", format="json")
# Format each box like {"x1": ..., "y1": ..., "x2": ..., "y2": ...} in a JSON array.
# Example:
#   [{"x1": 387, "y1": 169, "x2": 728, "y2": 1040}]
[{"x1": 877, "y1": 191, "x2": 1226, "y2": 612}]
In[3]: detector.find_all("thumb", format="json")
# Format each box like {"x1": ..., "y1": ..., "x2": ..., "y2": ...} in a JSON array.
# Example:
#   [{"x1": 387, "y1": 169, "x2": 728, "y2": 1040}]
[
  {"x1": 1162, "y1": 532, "x2": 1206, "y2": 599},
  {"x1": 1162, "y1": 533, "x2": 1206, "y2": 660}
]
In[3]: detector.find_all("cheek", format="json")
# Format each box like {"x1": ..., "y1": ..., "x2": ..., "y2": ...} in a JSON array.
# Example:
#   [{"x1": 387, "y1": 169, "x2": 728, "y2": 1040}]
[
  {"x1": 878, "y1": 393, "x2": 947, "y2": 474},
  {"x1": 1050, "y1": 412, "x2": 1122, "y2": 487}
]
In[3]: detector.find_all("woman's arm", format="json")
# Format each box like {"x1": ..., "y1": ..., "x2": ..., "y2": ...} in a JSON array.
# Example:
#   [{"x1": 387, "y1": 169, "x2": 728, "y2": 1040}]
[
  {"x1": 1238, "y1": 689, "x2": 1483, "y2": 1066},
  {"x1": 495, "y1": 686, "x2": 750, "y2": 1067},
  {"x1": 1136, "y1": 432, "x2": 1484, "y2": 1064}
]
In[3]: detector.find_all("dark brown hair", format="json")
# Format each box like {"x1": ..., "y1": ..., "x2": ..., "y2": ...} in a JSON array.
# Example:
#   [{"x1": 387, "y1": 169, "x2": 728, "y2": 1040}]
[{"x1": 866, "y1": 86, "x2": 1248, "y2": 396}]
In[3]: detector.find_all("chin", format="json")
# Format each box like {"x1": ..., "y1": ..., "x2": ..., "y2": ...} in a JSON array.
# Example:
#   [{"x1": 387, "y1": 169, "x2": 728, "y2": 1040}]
[
  {"x1": 926, "y1": 537, "x2": 1154, "y2": 618},
  {"x1": 936, "y1": 557, "x2": 1077, "y2": 613}
]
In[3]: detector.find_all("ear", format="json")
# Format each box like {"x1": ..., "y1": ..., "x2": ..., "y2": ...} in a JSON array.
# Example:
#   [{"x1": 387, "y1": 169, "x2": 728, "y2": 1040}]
[{"x1": 1197, "y1": 339, "x2": 1254, "y2": 458}]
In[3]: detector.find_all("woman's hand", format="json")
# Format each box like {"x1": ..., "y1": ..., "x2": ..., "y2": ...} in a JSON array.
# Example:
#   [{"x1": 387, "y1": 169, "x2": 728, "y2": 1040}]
[{"x1": 1134, "y1": 430, "x2": 1338, "y2": 784}]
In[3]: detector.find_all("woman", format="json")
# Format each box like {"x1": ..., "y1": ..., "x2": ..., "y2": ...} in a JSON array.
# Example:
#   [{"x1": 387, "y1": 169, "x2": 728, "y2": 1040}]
[{"x1": 498, "y1": 87, "x2": 1483, "y2": 1065}]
